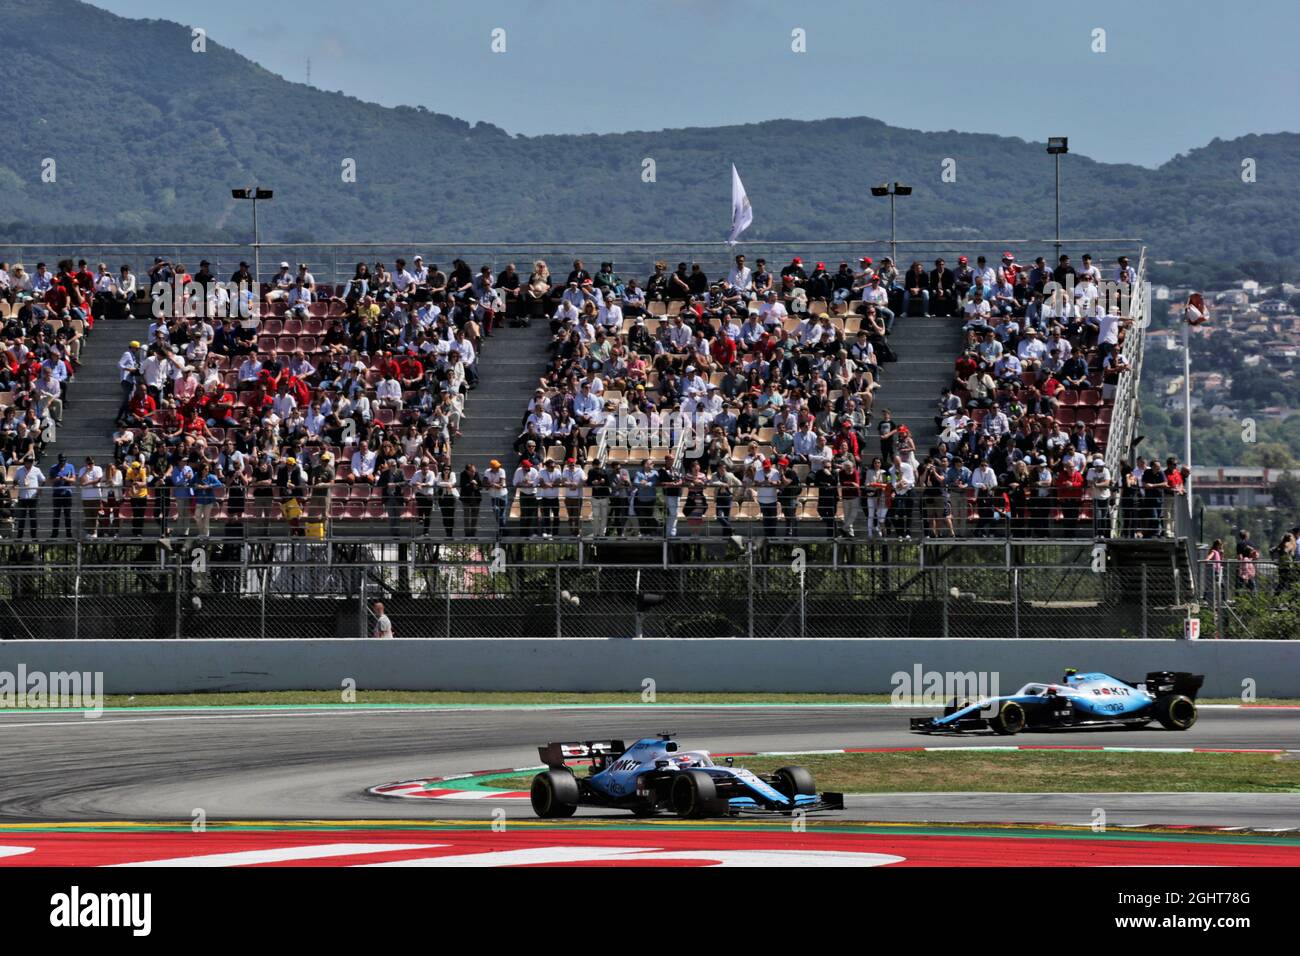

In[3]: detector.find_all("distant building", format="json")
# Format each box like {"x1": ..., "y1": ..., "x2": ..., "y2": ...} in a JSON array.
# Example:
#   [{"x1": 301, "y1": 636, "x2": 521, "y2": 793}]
[{"x1": 1193, "y1": 467, "x2": 1300, "y2": 509}]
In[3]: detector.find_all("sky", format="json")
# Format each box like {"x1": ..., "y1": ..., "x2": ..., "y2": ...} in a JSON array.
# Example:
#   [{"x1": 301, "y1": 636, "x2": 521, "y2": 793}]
[{"x1": 93, "y1": 0, "x2": 1300, "y2": 169}]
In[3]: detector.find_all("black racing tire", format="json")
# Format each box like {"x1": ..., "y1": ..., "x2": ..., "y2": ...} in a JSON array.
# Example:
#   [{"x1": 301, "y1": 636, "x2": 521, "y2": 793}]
[
  {"x1": 530, "y1": 769, "x2": 579, "y2": 818},
  {"x1": 772, "y1": 766, "x2": 817, "y2": 798},
  {"x1": 671, "y1": 770, "x2": 723, "y2": 818},
  {"x1": 1154, "y1": 694, "x2": 1198, "y2": 731},
  {"x1": 989, "y1": 700, "x2": 1027, "y2": 735}
]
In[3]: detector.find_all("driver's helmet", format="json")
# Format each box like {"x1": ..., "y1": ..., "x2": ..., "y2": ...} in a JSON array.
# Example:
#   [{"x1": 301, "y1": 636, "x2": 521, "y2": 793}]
[{"x1": 672, "y1": 754, "x2": 700, "y2": 769}]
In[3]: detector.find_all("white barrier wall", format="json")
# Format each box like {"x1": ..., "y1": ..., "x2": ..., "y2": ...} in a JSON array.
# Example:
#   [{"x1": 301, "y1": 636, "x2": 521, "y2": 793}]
[{"x1": 0, "y1": 639, "x2": 1297, "y2": 698}]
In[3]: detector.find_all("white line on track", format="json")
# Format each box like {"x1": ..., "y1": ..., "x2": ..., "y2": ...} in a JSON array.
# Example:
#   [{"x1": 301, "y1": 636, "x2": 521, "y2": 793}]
[
  {"x1": 109, "y1": 843, "x2": 447, "y2": 867},
  {"x1": 0, "y1": 709, "x2": 459, "y2": 730}
]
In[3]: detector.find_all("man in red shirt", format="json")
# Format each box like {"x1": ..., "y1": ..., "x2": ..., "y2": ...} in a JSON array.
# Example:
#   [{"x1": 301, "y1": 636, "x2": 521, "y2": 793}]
[
  {"x1": 710, "y1": 332, "x2": 737, "y2": 369},
  {"x1": 1163, "y1": 456, "x2": 1185, "y2": 536},
  {"x1": 126, "y1": 385, "x2": 157, "y2": 427},
  {"x1": 398, "y1": 352, "x2": 425, "y2": 388},
  {"x1": 1053, "y1": 460, "x2": 1085, "y2": 533}
]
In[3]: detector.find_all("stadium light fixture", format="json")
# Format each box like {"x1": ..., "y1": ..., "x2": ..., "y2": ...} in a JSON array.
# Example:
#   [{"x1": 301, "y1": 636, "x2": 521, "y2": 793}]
[
  {"x1": 870, "y1": 182, "x2": 912, "y2": 262},
  {"x1": 1045, "y1": 138, "x2": 1068, "y2": 258},
  {"x1": 231, "y1": 186, "x2": 274, "y2": 292}
]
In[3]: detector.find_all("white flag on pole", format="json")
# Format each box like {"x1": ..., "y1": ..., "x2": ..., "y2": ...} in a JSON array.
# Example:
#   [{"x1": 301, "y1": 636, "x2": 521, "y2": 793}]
[{"x1": 727, "y1": 164, "x2": 753, "y2": 246}]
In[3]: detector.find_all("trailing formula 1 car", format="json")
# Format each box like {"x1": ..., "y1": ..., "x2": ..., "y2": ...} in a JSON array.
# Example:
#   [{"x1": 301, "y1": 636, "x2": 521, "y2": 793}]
[
  {"x1": 529, "y1": 734, "x2": 844, "y2": 818},
  {"x1": 909, "y1": 669, "x2": 1204, "y2": 735}
]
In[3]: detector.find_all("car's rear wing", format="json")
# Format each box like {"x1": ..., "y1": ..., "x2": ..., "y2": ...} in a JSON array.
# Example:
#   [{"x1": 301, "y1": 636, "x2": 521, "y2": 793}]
[
  {"x1": 1144, "y1": 671, "x2": 1205, "y2": 699},
  {"x1": 538, "y1": 740, "x2": 627, "y2": 769}
]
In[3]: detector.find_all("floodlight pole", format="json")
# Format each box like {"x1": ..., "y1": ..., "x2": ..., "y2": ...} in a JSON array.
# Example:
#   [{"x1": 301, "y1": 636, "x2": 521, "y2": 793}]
[
  {"x1": 252, "y1": 195, "x2": 261, "y2": 295},
  {"x1": 890, "y1": 192, "x2": 897, "y2": 265},
  {"x1": 1050, "y1": 154, "x2": 1060, "y2": 265}
]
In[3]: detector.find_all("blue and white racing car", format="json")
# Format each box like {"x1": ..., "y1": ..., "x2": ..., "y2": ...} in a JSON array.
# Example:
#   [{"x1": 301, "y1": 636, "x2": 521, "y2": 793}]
[
  {"x1": 910, "y1": 669, "x2": 1204, "y2": 735},
  {"x1": 529, "y1": 734, "x2": 844, "y2": 818}
]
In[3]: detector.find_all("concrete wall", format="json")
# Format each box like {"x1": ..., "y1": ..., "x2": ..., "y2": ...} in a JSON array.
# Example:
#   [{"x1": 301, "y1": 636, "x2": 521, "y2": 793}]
[{"x1": 0, "y1": 639, "x2": 1296, "y2": 698}]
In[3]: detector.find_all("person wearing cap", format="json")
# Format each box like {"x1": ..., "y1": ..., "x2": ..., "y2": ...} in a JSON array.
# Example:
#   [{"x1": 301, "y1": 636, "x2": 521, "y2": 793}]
[
  {"x1": 656, "y1": 453, "x2": 683, "y2": 539},
  {"x1": 1085, "y1": 454, "x2": 1112, "y2": 537},
  {"x1": 859, "y1": 273, "x2": 895, "y2": 330},
  {"x1": 535, "y1": 457, "x2": 561, "y2": 538},
  {"x1": 409, "y1": 457, "x2": 438, "y2": 536},
  {"x1": 44, "y1": 453, "x2": 75, "y2": 539},
  {"x1": 780, "y1": 256, "x2": 807, "y2": 288},
  {"x1": 750, "y1": 456, "x2": 782, "y2": 539},
  {"x1": 561, "y1": 457, "x2": 586, "y2": 537},
  {"x1": 484, "y1": 459, "x2": 509, "y2": 534},
  {"x1": 773, "y1": 455, "x2": 800, "y2": 536},
  {"x1": 514, "y1": 457, "x2": 542, "y2": 538},
  {"x1": 265, "y1": 262, "x2": 294, "y2": 302},
  {"x1": 77, "y1": 455, "x2": 105, "y2": 539}
]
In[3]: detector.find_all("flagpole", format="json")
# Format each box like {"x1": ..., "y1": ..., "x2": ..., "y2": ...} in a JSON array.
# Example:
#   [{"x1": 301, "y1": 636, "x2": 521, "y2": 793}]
[{"x1": 1183, "y1": 311, "x2": 1193, "y2": 518}]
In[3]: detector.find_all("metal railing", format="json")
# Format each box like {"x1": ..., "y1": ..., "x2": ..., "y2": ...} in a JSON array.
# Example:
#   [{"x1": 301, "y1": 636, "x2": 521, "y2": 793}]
[
  {"x1": 0, "y1": 541, "x2": 1187, "y2": 641},
  {"x1": 1, "y1": 239, "x2": 1144, "y2": 296},
  {"x1": 1194, "y1": 558, "x2": 1300, "y2": 640},
  {"x1": 0, "y1": 485, "x2": 1153, "y2": 544}
]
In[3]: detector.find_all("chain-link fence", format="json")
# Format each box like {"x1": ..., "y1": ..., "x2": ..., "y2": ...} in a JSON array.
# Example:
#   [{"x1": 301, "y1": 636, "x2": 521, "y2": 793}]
[
  {"x1": 1193, "y1": 559, "x2": 1300, "y2": 640},
  {"x1": 0, "y1": 536, "x2": 1196, "y2": 639}
]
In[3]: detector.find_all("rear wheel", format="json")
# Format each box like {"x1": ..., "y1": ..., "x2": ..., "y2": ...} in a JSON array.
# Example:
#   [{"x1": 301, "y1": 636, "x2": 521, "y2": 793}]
[
  {"x1": 1155, "y1": 694, "x2": 1197, "y2": 730},
  {"x1": 671, "y1": 770, "x2": 723, "y2": 818},
  {"x1": 772, "y1": 766, "x2": 816, "y2": 799},
  {"x1": 989, "y1": 700, "x2": 1027, "y2": 735},
  {"x1": 530, "y1": 769, "x2": 579, "y2": 818}
]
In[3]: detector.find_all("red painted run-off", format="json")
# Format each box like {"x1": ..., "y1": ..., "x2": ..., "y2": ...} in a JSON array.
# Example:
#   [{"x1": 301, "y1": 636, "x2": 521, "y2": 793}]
[{"x1": 1, "y1": 828, "x2": 1296, "y2": 867}]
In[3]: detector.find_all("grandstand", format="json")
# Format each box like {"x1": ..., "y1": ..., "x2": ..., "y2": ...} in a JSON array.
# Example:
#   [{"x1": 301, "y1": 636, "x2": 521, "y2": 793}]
[{"x1": 1, "y1": 241, "x2": 1166, "y2": 548}]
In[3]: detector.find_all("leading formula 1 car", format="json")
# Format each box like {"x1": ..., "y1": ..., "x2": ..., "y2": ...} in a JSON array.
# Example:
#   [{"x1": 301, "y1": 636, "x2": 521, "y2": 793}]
[
  {"x1": 909, "y1": 669, "x2": 1204, "y2": 735},
  {"x1": 529, "y1": 734, "x2": 844, "y2": 818}
]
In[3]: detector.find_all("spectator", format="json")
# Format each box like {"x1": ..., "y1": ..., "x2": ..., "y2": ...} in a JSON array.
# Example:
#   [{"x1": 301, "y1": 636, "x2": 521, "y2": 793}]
[
  {"x1": 77, "y1": 455, "x2": 104, "y2": 538},
  {"x1": 14, "y1": 455, "x2": 43, "y2": 540},
  {"x1": 371, "y1": 601, "x2": 394, "y2": 639}
]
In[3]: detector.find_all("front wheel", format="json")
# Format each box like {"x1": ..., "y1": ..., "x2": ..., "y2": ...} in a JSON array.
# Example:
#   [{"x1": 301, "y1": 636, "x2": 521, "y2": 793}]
[
  {"x1": 1154, "y1": 694, "x2": 1197, "y2": 731},
  {"x1": 989, "y1": 700, "x2": 1026, "y2": 735},
  {"x1": 772, "y1": 766, "x2": 816, "y2": 799},
  {"x1": 671, "y1": 770, "x2": 724, "y2": 818},
  {"x1": 530, "y1": 769, "x2": 579, "y2": 818}
]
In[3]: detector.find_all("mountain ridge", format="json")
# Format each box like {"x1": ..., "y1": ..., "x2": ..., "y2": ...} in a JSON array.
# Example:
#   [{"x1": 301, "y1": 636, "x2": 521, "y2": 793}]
[{"x1": 1, "y1": 0, "x2": 1297, "y2": 259}]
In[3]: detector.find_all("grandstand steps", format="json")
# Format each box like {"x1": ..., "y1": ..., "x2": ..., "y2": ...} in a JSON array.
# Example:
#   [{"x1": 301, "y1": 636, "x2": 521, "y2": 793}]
[
  {"x1": 453, "y1": 320, "x2": 554, "y2": 469},
  {"x1": 53, "y1": 317, "x2": 140, "y2": 467},
  {"x1": 872, "y1": 315, "x2": 965, "y2": 456}
]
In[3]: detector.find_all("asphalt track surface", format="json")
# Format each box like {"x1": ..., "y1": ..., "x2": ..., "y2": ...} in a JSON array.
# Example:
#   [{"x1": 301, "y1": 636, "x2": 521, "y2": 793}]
[{"x1": 0, "y1": 705, "x2": 1296, "y2": 828}]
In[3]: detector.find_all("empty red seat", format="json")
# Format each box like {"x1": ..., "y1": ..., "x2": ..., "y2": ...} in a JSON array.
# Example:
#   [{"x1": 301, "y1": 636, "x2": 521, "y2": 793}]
[
  {"x1": 1080, "y1": 389, "x2": 1102, "y2": 406},
  {"x1": 261, "y1": 319, "x2": 283, "y2": 335}
]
